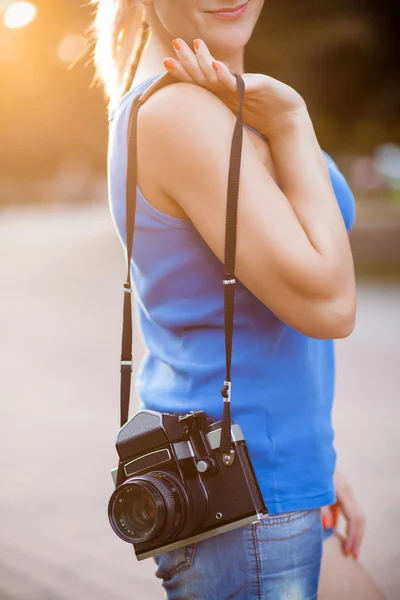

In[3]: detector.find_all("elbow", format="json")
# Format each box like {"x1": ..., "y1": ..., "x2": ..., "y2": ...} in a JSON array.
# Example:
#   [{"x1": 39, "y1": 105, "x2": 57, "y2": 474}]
[
  {"x1": 336, "y1": 304, "x2": 357, "y2": 338},
  {"x1": 314, "y1": 293, "x2": 357, "y2": 340},
  {"x1": 265, "y1": 262, "x2": 357, "y2": 339},
  {"x1": 326, "y1": 304, "x2": 356, "y2": 339}
]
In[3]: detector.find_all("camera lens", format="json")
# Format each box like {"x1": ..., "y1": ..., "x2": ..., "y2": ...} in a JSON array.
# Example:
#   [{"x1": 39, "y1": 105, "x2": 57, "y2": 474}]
[
  {"x1": 127, "y1": 486, "x2": 158, "y2": 535},
  {"x1": 108, "y1": 472, "x2": 187, "y2": 544}
]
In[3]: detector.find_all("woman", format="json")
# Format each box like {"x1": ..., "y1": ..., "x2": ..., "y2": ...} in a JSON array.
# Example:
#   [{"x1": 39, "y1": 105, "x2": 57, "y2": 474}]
[{"x1": 90, "y1": 1, "x2": 383, "y2": 598}]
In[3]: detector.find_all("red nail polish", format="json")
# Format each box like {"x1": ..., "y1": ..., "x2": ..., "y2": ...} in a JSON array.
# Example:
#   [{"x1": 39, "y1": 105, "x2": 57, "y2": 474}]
[
  {"x1": 164, "y1": 59, "x2": 174, "y2": 70},
  {"x1": 322, "y1": 515, "x2": 332, "y2": 529},
  {"x1": 172, "y1": 39, "x2": 181, "y2": 51},
  {"x1": 212, "y1": 61, "x2": 219, "y2": 72},
  {"x1": 193, "y1": 39, "x2": 201, "y2": 50}
]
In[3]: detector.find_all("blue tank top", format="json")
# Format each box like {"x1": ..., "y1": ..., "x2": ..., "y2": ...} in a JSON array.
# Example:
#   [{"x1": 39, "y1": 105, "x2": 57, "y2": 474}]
[{"x1": 108, "y1": 73, "x2": 356, "y2": 514}]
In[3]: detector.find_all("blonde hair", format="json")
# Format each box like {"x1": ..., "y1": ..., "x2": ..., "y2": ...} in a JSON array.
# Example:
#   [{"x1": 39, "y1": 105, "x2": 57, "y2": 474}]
[{"x1": 89, "y1": 0, "x2": 150, "y2": 113}]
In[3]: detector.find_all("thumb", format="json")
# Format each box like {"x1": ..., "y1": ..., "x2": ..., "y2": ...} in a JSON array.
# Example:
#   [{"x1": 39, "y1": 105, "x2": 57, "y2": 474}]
[
  {"x1": 321, "y1": 506, "x2": 334, "y2": 529},
  {"x1": 330, "y1": 503, "x2": 340, "y2": 529}
]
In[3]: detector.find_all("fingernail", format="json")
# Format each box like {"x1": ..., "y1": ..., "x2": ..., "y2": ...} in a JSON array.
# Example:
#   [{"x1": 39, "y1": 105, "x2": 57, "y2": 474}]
[
  {"x1": 164, "y1": 58, "x2": 174, "y2": 70},
  {"x1": 172, "y1": 39, "x2": 181, "y2": 51},
  {"x1": 212, "y1": 61, "x2": 219, "y2": 72},
  {"x1": 353, "y1": 550, "x2": 359, "y2": 559},
  {"x1": 322, "y1": 515, "x2": 332, "y2": 529},
  {"x1": 193, "y1": 39, "x2": 201, "y2": 51},
  {"x1": 345, "y1": 544, "x2": 352, "y2": 555}
]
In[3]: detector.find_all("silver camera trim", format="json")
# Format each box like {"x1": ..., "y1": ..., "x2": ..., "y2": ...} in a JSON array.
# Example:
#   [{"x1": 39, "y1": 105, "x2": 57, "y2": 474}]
[
  {"x1": 124, "y1": 448, "x2": 172, "y2": 477},
  {"x1": 207, "y1": 423, "x2": 244, "y2": 448},
  {"x1": 111, "y1": 424, "x2": 244, "y2": 486},
  {"x1": 138, "y1": 511, "x2": 269, "y2": 560}
]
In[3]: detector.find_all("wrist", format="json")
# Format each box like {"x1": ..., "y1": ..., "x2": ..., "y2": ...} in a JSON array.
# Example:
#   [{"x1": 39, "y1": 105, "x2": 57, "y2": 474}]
[{"x1": 261, "y1": 104, "x2": 312, "y2": 140}]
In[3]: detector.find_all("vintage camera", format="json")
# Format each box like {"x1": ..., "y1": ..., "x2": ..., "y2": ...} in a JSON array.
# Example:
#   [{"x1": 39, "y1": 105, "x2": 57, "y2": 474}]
[{"x1": 108, "y1": 409, "x2": 268, "y2": 560}]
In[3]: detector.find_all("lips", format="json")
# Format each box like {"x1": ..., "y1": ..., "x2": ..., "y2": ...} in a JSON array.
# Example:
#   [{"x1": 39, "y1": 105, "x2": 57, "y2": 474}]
[{"x1": 205, "y1": 2, "x2": 248, "y2": 13}]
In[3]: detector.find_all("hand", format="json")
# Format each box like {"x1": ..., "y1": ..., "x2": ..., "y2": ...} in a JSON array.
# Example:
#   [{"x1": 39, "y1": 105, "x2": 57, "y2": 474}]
[
  {"x1": 321, "y1": 470, "x2": 366, "y2": 560},
  {"x1": 163, "y1": 38, "x2": 307, "y2": 138}
]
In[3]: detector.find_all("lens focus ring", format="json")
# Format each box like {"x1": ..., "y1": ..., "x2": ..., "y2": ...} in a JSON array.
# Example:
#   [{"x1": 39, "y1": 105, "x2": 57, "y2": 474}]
[{"x1": 108, "y1": 471, "x2": 187, "y2": 545}]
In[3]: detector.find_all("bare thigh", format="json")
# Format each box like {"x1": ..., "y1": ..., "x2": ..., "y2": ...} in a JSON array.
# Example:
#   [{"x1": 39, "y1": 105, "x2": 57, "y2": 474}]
[{"x1": 319, "y1": 532, "x2": 385, "y2": 599}]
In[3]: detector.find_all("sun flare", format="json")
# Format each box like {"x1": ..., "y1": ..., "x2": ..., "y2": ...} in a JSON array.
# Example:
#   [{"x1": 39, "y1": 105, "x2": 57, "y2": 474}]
[{"x1": 4, "y1": 1, "x2": 37, "y2": 29}]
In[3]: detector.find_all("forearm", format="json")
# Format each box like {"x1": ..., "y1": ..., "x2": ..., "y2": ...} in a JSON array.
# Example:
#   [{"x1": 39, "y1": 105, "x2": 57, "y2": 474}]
[{"x1": 264, "y1": 107, "x2": 355, "y2": 296}]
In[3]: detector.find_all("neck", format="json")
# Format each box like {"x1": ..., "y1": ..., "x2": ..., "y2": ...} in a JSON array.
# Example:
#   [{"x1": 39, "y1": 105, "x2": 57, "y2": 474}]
[{"x1": 132, "y1": 29, "x2": 245, "y2": 89}]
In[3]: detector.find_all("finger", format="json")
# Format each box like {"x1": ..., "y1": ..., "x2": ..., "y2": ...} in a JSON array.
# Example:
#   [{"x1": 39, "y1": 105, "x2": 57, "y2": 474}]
[
  {"x1": 193, "y1": 39, "x2": 237, "y2": 92},
  {"x1": 339, "y1": 490, "x2": 366, "y2": 557},
  {"x1": 171, "y1": 38, "x2": 209, "y2": 86},
  {"x1": 321, "y1": 507, "x2": 333, "y2": 529},
  {"x1": 163, "y1": 57, "x2": 193, "y2": 83},
  {"x1": 211, "y1": 60, "x2": 239, "y2": 93},
  {"x1": 331, "y1": 503, "x2": 340, "y2": 528},
  {"x1": 192, "y1": 38, "x2": 219, "y2": 84},
  {"x1": 343, "y1": 509, "x2": 357, "y2": 554},
  {"x1": 351, "y1": 513, "x2": 366, "y2": 558},
  {"x1": 343, "y1": 510, "x2": 365, "y2": 556}
]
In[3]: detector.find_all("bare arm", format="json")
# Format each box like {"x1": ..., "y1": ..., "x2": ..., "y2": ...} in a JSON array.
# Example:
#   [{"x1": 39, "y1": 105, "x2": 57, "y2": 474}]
[
  {"x1": 137, "y1": 82, "x2": 356, "y2": 339},
  {"x1": 265, "y1": 109, "x2": 356, "y2": 309}
]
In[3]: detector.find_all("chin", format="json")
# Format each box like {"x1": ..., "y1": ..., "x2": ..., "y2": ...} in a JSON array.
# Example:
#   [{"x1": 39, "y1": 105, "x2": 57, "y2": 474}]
[{"x1": 208, "y1": 28, "x2": 253, "y2": 54}]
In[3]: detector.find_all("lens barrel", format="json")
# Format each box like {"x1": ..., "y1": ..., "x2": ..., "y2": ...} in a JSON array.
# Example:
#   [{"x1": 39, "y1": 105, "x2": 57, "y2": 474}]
[{"x1": 108, "y1": 472, "x2": 187, "y2": 544}]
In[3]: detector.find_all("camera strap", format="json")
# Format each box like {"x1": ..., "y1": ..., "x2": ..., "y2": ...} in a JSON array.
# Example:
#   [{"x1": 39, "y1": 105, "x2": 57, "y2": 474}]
[{"x1": 120, "y1": 71, "x2": 245, "y2": 463}]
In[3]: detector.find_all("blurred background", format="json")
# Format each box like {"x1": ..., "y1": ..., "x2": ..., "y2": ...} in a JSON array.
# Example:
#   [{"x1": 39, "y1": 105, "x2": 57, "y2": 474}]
[{"x1": 1, "y1": 0, "x2": 399, "y2": 598}]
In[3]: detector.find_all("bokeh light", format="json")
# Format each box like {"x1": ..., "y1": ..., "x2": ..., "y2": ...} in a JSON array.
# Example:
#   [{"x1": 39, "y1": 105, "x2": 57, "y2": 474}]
[
  {"x1": 4, "y1": 1, "x2": 37, "y2": 29},
  {"x1": 57, "y1": 33, "x2": 87, "y2": 65}
]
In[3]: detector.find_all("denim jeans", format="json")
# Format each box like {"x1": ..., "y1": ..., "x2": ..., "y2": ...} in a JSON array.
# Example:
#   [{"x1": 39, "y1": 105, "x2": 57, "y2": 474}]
[{"x1": 153, "y1": 507, "x2": 330, "y2": 599}]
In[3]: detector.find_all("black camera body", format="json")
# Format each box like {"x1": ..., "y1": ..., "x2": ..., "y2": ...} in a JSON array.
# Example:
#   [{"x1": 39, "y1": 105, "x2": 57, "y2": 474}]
[{"x1": 108, "y1": 409, "x2": 268, "y2": 560}]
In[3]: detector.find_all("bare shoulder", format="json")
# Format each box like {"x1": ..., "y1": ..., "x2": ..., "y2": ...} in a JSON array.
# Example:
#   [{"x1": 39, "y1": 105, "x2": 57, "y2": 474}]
[
  {"x1": 134, "y1": 83, "x2": 216, "y2": 219},
  {"x1": 135, "y1": 80, "x2": 275, "y2": 220},
  {"x1": 138, "y1": 80, "x2": 231, "y2": 121},
  {"x1": 137, "y1": 81, "x2": 276, "y2": 180},
  {"x1": 137, "y1": 80, "x2": 230, "y2": 144}
]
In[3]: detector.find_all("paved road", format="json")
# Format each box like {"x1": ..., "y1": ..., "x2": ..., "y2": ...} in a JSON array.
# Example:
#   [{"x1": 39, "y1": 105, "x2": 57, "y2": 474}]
[{"x1": 1, "y1": 205, "x2": 399, "y2": 599}]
